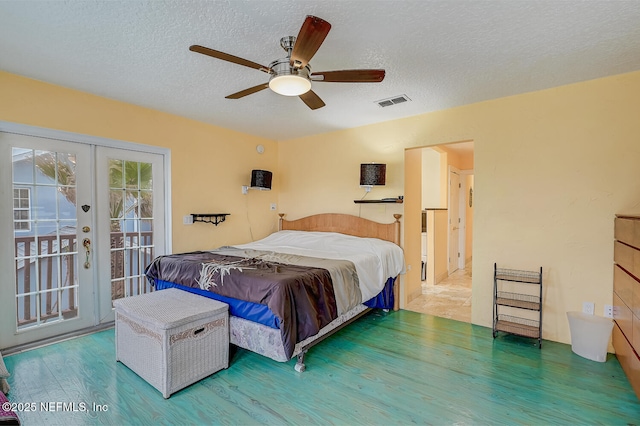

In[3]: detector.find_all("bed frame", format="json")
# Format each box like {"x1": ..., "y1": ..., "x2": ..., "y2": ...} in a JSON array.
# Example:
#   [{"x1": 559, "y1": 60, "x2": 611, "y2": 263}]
[
  {"x1": 266, "y1": 213, "x2": 403, "y2": 371},
  {"x1": 278, "y1": 213, "x2": 402, "y2": 372},
  {"x1": 264, "y1": 213, "x2": 402, "y2": 372}
]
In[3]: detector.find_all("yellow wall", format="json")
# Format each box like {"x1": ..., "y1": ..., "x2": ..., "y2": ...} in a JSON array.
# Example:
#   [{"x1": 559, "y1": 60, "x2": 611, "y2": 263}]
[
  {"x1": 422, "y1": 209, "x2": 449, "y2": 291},
  {"x1": 279, "y1": 70, "x2": 640, "y2": 345},
  {"x1": 433, "y1": 210, "x2": 449, "y2": 283},
  {"x1": 278, "y1": 126, "x2": 405, "y2": 223},
  {"x1": 4, "y1": 68, "x2": 640, "y2": 346},
  {"x1": 437, "y1": 149, "x2": 449, "y2": 207},
  {"x1": 403, "y1": 148, "x2": 422, "y2": 303},
  {"x1": 421, "y1": 148, "x2": 441, "y2": 209},
  {"x1": 0, "y1": 71, "x2": 278, "y2": 253}
]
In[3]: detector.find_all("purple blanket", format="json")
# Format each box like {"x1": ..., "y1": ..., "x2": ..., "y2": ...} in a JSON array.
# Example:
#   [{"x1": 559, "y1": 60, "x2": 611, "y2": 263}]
[{"x1": 145, "y1": 252, "x2": 338, "y2": 359}]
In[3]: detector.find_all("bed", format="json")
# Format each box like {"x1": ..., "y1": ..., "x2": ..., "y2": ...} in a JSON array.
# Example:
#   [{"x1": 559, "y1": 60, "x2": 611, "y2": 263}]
[{"x1": 144, "y1": 213, "x2": 404, "y2": 371}]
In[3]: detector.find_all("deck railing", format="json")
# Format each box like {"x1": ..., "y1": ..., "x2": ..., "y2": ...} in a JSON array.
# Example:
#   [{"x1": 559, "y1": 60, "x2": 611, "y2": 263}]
[
  {"x1": 14, "y1": 231, "x2": 153, "y2": 327},
  {"x1": 14, "y1": 234, "x2": 76, "y2": 327},
  {"x1": 110, "y1": 231, "x2": 154, "y2": 300}
]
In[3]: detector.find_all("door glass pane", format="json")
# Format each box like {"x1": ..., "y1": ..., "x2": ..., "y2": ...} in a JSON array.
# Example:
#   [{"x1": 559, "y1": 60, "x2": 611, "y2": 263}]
[
  {"x1": 58, "y1": 188, "x2": 76, "y2": 219},
  {"x1": 35, "y1": 186, "x2": 58, "y2": 220},
  {"x1": 124, "y1": 161, "x2": 139, "y2": 189},
  {"x1": 139, "y1": 163, "x2": 152, "y2": 189},
  {"x1": 109, "y1": 159, "x2": 124, "y2": 189},
  {"x1": 109, "y1": 158, "x2": 154, "y2": 304},
  {"x1": 112, "y1": 279, "x2": 125, "y2": 301},
  {"x1": 12, "y1": 148, "x2": 34, "y2": 184},
  {"x1": 140, "y1": 190, "x2": 153, "y2": 218},
  {"x1": 110, "y1": 190, "x2": 124, "y2": 220},
  {"x1": 34, "y1": 150, "x2": 55, "y2": 184},
  {"x1": 13, "y1": 147, "x2": 79, "y2": 330},
  {"x1": 126, "y1": 190, "x2": 138, "y2": 217},
  {"x1": 16, "y1": 295, "x2": 36, "y2": 328}
]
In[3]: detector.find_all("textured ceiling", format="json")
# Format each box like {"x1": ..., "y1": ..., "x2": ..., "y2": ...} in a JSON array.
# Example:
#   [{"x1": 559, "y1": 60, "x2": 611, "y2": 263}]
[{"x1": 1, "y1": 1, "x2": 640, "y2": 142}]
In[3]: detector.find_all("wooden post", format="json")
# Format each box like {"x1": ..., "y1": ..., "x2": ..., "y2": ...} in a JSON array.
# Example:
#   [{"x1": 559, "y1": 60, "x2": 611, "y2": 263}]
[{"x1": 393, "y1": 214, "x2": 402, "y2": 246}]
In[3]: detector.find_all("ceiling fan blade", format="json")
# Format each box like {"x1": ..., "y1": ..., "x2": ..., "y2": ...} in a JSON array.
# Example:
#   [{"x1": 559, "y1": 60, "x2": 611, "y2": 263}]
[
  {"x1": 311, "y1": 69, "x2": 386, "y2": 83},
  {"x1": 225, "y1": 83, "x2": 270, "y2": 99},
  {"x1": 190, "y1": 45, "x2": 271, "y2": 74},
  {"x1": 290, "y1": 16, "x2": 331, "y2": 69},
  {"x1": 299, "y1": 90, "x2": 325, "y2": 110}
]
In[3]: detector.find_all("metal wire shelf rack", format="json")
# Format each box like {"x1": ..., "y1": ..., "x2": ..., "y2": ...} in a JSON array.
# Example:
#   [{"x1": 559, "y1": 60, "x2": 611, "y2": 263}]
[{"x1": 493, "y1": 263, "x2": 543, "y2": 348}]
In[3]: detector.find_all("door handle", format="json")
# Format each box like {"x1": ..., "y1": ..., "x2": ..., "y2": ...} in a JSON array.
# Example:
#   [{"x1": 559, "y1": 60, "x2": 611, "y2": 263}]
[{"x1": 83, "y1": 238, "x2": 91, "y2": 269}]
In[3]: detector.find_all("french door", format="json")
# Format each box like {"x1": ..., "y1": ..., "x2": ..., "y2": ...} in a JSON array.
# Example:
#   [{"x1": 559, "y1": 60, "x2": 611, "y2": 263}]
[
  {"x1": 0, "y1": 128, "x2": 167, "y2": 349},
  {"x1": 95, "y1": 146, "x2": 165, "y2": 323}
]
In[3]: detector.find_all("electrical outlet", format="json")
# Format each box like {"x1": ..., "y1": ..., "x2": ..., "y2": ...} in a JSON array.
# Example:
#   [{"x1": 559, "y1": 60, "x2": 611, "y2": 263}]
[
  {"x1": 604, "y1": 304, "x2": 613, "y2": 318},
  {"x1": 582, "y1": 302, "x2": 595, "y2": 315},
  {"x1": 183, "y1": 215, "x2": 193, "y2": 225}
]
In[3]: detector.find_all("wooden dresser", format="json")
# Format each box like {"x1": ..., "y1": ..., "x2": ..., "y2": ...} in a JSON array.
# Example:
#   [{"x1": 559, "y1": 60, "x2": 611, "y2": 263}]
[{"x1": 613, "y1": 215, "x2": 640, "y2": 399}]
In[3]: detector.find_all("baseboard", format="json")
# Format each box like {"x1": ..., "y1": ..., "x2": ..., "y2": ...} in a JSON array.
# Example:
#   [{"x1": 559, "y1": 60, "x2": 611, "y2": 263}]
[
  {"x1": 1, "y1": 322, "x2": 114, "y2": 356},
  {"x1": 406, "y1": 287, "x2": 424, "y2": 305},
  {"x1": 435, "y1": 271, "x2": 448, "y2": 284}
]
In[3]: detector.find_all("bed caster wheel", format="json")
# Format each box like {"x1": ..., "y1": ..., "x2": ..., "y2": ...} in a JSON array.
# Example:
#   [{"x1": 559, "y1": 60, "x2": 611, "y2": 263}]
[{"x1": 294, "y1": 362, "x2": 306, "y2": 373}]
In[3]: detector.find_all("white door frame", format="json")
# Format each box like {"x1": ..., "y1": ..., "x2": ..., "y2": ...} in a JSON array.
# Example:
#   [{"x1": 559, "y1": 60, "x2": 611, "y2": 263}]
[
  {"x1": 0, "y1": 121, "x2": 172, "y2": 348},
  {"x1": 458, "y1": 169, "x2": 474, "y2": 270}
]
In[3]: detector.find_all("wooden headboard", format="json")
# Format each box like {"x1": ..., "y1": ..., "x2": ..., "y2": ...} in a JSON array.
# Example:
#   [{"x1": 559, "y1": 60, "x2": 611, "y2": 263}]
[{"x1": 278, "y1": 213, "x2": 402, "y2": 246}]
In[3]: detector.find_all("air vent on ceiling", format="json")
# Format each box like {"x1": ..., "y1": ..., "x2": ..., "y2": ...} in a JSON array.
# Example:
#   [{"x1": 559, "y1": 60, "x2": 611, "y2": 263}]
[{"x1": 375, "y1": 94, "x2": 411, "y2": 108}]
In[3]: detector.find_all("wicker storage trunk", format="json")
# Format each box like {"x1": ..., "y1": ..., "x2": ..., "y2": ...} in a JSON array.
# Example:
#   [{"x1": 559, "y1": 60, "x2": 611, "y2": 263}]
[{"x1": 114, "y1": 288, "x2": 229, "y2": 398}]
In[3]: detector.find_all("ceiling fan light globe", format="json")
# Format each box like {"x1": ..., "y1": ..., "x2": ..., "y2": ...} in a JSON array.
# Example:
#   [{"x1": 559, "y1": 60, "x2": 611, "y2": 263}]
[{"x1": 269, "y1": 75, "x2": 311, "y2": 96}]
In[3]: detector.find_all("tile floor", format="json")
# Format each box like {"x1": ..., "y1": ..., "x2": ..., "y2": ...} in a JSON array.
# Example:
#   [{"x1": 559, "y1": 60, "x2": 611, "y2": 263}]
[{"x1": 405, "y1": 264, "x2": 472, "y2": 322}]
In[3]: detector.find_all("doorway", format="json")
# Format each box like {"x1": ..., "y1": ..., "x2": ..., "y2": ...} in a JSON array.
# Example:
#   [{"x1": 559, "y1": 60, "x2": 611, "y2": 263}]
[
  {"x1": 404, "y1": 141, "x2": 474, "y2": 322},
  {"x1": 0, "y1": 124, "x2": 169, "y2": 349}
]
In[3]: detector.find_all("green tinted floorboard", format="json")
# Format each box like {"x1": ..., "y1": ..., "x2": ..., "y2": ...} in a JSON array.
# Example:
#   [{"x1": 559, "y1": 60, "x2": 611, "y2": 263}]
[{"x1": 4, "y1": 310, "x2": 639, "y2": 425}]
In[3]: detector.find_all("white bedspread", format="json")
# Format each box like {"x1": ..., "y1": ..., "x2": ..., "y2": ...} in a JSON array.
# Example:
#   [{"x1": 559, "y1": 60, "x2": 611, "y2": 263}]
[{"x1": 234, "y1": 230, "x2": 405, "y2": 301}]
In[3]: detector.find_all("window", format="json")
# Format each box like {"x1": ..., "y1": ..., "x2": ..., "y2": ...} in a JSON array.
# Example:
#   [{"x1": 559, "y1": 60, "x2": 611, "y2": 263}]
[{"x1": 13, "y1": 187, "x2": 31, "y2": 231}]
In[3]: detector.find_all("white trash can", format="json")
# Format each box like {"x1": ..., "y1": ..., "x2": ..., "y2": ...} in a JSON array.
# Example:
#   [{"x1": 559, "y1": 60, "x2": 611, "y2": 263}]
[{"x1": 566, "y1": 311, "x2": 614, "y2": 362}]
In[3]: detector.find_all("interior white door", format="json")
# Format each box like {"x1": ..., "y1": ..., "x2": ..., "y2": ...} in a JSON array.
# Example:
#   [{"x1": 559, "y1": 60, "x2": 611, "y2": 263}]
[
  {"x1": 0, "y1": 133, "x2": 95, "y2": 348},
  {"x1": 458, "y1": 173, "x2": 467, "y2": 270},
  {"x1": 95, "y1": 146, "x2": 166, "y2": 323},
  {"x1": 448, "y1": 167, "x2": 460, "y2": 275}
]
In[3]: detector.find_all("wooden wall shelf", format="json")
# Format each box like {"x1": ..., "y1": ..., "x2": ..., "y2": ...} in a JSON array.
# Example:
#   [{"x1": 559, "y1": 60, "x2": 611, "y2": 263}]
[
  {"x1": 191, "y1": 213, "x2": 230, "y2": 226},
  {"x1": 354, "y1": 199, "x2": 403, "y2": 204}
]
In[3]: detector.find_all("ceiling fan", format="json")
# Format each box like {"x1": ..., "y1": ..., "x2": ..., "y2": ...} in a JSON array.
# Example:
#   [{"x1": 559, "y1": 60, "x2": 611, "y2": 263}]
[{"x1": 189, "y1": 15, "x2": 385, "y2": 110}]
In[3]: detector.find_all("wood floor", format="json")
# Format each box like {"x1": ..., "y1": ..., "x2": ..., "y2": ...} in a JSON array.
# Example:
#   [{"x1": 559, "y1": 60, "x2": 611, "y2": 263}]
[{"x1": 3, "y1": 310, "x2": 639, "y2": 425}]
